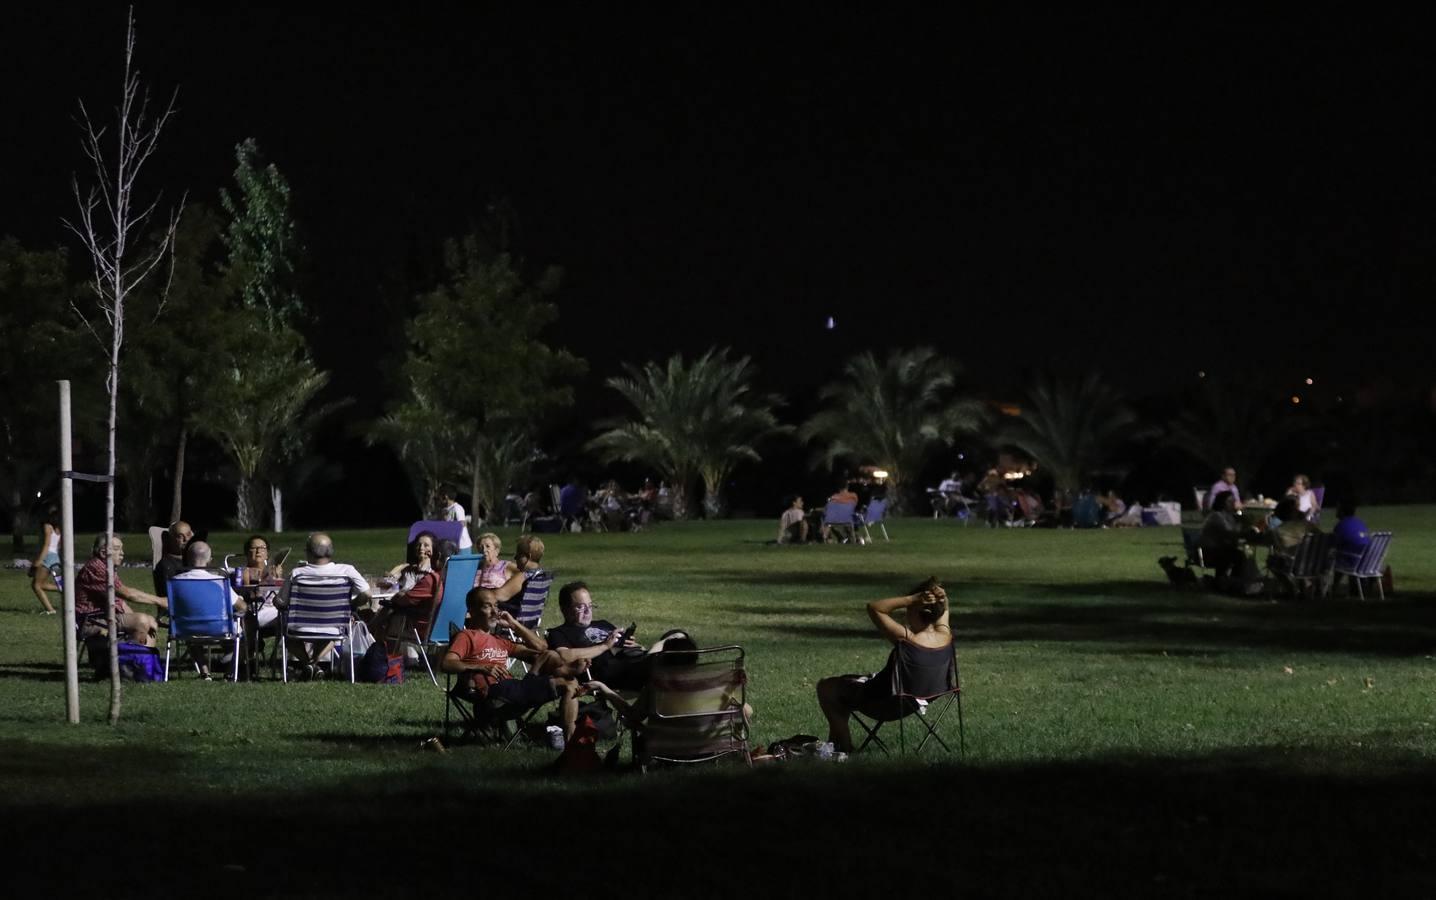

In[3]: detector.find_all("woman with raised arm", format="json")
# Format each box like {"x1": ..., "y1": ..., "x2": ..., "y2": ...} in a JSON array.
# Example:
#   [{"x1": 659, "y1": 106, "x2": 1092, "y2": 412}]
[{"x1": 815, "y1": 577, "x2": 953, "y2": 753}]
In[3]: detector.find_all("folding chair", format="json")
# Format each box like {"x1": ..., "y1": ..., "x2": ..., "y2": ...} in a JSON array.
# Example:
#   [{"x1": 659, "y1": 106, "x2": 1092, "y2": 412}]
[
  {"x1": 381, "y1": 572, "x2": 443, "y2": 687},
  {"x1": 1181, "y1": 528, "x2": 1208, "y2": 569},
  {"x1": 441, "y1": 623, "x2": 553, "y2": 749},
  {"x1": 860, "y1": 498, "x2": 891, "y2": 543},
  {"x1": 280, "y1": 572, "x2": 360, "y2": 683},
  {"x1": 633, "y1": 645, "x2": 751, "y2": 769},
  {"x1": 822, "y1": 500, "x2": 858, "y2": 544},
  {"x1": 850, "y1": 640, "x2": 964, "y2": 757},
  {"x1": 408, "y1": 520, "x2": 464, "y2": 547},
  {"x1": 148, "y1": 525, "x2": 167, "y2": 566},
  {"x1": 1334, "y1": 531, "x2": 1392, "y2": 600},
  {"x1": 497, "y1": 568, "x2": 555, "y2": 674},
  {"x1": 1287, "y1": 532, "x2": 1336, "y2": 601},
  {"x1": 1310, "y1": 487, "x2": 1327, "y2": 525},
  {"x1": 1192, "y1": 486, "x2": 1208, "y2": 513},
  {"x1": 164, "y1": 575, "x2": 242, "y2": 682}
]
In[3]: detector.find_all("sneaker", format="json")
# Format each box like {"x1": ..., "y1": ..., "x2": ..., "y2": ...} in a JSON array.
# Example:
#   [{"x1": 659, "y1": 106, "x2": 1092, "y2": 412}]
[{"x1": 546, "y1": 725, "x2": 565, "y2": 751}]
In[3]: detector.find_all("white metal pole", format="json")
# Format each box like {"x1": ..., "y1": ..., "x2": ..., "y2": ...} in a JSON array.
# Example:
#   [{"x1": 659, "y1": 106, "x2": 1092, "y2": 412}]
[{"x1": 59, "y1": 380, "x2": 79, "y2": 723}]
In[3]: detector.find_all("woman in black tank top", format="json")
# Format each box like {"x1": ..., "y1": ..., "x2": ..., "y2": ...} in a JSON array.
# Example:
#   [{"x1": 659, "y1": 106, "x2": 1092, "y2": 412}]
[{"x1": 816, "y1": 577, "x2": 953, "y2": 753}]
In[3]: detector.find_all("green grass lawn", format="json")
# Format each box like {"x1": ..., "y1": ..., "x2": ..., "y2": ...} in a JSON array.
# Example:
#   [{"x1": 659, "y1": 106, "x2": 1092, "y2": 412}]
[{"x1": 3, "y1": 510, "x2": 1435, "y2": 896}]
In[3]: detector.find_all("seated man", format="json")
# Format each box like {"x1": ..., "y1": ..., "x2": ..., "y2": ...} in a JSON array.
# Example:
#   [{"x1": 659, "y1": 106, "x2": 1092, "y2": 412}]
[
  {"x1": 277, "y1": 532, "x2": 372, "y2": 680},
  {"x1": 777, "y1": 495, "x2": 808, "y2": 544},
  {"x1": 545, "y1": 581, "x2": 689, "y2": 692},
  {"x1": 152, "y1": 519, "x2": 193, "y2": 597},
  {"x1": 76, "y1": 534, "x2": 169, "y2": 648},
  {"x1": 442, "y1": 588, "x2": 601, "y2": 744},
  {"x1": 170, "y1": 540, "x2": 246, "y2": 681}
]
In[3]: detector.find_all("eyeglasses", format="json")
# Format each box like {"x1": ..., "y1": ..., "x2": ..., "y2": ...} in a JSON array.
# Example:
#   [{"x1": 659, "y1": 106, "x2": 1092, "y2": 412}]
[{"x1": 572, "y1": 603, "x2": 595, "y2": 611}]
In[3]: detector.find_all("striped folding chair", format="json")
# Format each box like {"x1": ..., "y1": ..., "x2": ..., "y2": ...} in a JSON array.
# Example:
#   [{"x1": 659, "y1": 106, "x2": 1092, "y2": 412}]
[
  {"x1": 1287, "y1": 532, "x2": 1336, "y2": 601},
  {"x1": 635, "y1": 645, "x2": 751, "y2": 769},
  {"x1": 164, "y1": 575, "x2": 242, "y2": 682},
  {"x1": 497, "y1": 568, "x2": 554, "y2": 674},
  {"x1": 850, "y1": 640, "x2": 964, "y2": 756},
  {"x1": 281, "y1": 572, "x2": 359, "y2": 683},
  {"x1": 1334, "y1": 531, "x2": 1393, "y2": 601}
]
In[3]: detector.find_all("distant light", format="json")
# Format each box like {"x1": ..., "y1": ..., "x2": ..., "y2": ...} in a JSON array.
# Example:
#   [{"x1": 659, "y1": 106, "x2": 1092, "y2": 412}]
[
  {"x1": 871, "y1": 469, "x2": 889, "y2": 481},
  {"x1": 35, "y1": 491, "x2": 42, "y2": 499},
  {"x1": 1336, "y1": 396, "x2": 1343, "y2": 403},
  {"x1": 825, "y1": 316, "x2": 835, "y2": 330},
  {"x1": 1305, "y1": 378, "x2": 1314, "y2": 386},
  {"x1": 957, "y1": 453, "x2": 965, "y2": 461},
  {"x1": 1291, "y1": 395, "x2": 1301, "y2": 405},
  {"x1": 1198, "y1": 370, "x2": 1206, "y2": 379}
]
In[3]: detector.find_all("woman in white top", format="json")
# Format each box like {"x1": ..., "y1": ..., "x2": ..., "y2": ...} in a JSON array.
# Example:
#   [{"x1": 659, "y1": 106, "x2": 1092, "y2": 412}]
[
  {"x1": 1286, "y1": 474, "x2": 1320, "y2": 521},
  {"x1": 29, "y1": 506, "x2": 60, "y2": 614}
]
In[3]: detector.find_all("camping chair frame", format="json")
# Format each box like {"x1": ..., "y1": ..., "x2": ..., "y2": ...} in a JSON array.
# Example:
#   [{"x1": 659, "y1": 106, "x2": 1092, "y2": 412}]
[
  {"x1": 1334, "y1": 531, "x2": 1393, "y2": 601},
  {"x1": 632, "y1": 644, "x2": 751, "y2": 769},
  {"x1": 164, "y1": 574, "x2": 242, "y2": 683},
  {"x1": 441, "y1": 629, "x2": 552, "y2": 749},
  {"x1": 850, "y1": 642, "x2": 965, "y2": 757}
]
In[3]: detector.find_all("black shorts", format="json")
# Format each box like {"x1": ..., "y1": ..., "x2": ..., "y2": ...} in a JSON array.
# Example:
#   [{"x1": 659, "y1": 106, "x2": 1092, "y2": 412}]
[{"x1": 487, "y1": 673, "x2": 556, "y2": 708}]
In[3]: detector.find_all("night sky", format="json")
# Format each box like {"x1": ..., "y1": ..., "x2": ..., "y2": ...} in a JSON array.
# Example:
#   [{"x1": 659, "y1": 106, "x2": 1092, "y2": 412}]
[{"x1": 5, "y1": 8, "x2": 1434, "y2": 522}]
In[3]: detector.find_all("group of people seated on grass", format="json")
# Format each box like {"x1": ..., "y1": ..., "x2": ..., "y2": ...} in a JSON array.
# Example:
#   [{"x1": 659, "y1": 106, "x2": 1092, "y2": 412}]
[
  {"x1": 67, "y1": 518, "x2": 957, "y2": 758},
  {"x1": 1160, "y1": 466, "x2": 1372, "y2": 598},
  {"x1": 776, "y1": 472, "x2": 887, "y2": 544}
]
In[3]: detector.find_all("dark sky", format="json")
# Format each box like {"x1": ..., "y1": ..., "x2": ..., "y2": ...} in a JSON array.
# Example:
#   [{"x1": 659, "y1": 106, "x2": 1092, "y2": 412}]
[{"x1": 5, "y1": 8, "x2": 1434, "y2": 519}]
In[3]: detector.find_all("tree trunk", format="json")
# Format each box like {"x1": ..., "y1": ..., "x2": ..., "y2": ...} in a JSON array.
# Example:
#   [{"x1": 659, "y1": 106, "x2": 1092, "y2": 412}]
[
  {"x1": 670, "y1": 483, "x2": 691, "y2": 520},
  {"x1": 10, "y1": 484, "x2": 24, "y2": 553},
  {"x1": 469, "y1": 450, "x2": 483, "y2": 529},
  {"x1": 235, "y1": 476, "x2": 259, "y2": 530},
  {"x1": 169, "y1": 425, "x2": 186, "y2": 524},
  {"x1": 701, "y1": 479, "x2": 726, "y2": 519},
  {"x1": 271, "y1": 484, "x2": 283, "y2": 533},
  {"x1": 106, "y1": 343, "x2": 123, "y2": 727}
]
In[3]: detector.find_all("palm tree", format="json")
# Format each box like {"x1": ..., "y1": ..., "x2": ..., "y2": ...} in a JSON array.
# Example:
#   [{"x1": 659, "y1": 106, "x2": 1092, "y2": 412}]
[
  {"x1": 1001, "y1": 373, "x2": 1144, "y2": 494},
  {"x1": 799, "y1": 347, "x2": 986, "y2": 512},
  {"x1": 1166, "y1": 378, "x2": 1306, "y2": 491},
  {"x1": 589, "y1": 348, "x2": 789, "y2": 519},
  {"x1": 367, "y1": 380, "x2": 462, "y2": 517}
]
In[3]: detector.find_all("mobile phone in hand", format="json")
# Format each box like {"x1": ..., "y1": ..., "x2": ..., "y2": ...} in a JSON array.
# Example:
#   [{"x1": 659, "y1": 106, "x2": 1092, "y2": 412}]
[{"x1": 616, "y1": 622, "x2": 637, "y2": 646}]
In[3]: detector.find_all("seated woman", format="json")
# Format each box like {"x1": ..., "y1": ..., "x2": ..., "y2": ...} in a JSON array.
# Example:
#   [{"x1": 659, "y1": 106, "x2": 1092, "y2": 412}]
[
  {"x1": 1263, "y1": 496, "x2": 1320, "y2": 576},
  {"x1": 1285, "y1": 473, "x2": 1321, "y2": 522},
  {"x1": 371, "y1": 531, "x2": 446, "y2": 644},
  {"x1": 1198, "y1": 491, "x2": 1250, "y2": 580},
  {"x1": 472, "y1": 532, "x2": 518, "y2": 590},
  {"x1": 815, "y1": 578, "x2": 953, "y2": 754}
]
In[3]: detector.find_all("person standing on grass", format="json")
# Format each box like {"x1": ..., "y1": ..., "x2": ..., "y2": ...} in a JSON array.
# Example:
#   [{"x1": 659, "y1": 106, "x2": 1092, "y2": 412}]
[
  {"x1": 439, "y1": 485, "x2": 473, "y2": 551},
  {"x1": 28, "y1": 506, "x2": 60, "y2": 614},
  {"x1": 816, "y1": 579, "x2": 953, "y2": 754}
]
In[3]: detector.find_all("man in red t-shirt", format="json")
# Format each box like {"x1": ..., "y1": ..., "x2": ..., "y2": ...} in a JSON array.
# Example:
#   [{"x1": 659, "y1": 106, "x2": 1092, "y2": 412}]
[
  {"x1": 76, "y1": 534, "x2": 170, "y2": 647},
  {"x1": 442, "y1": 588, "x2": 611, "y2": 744}
]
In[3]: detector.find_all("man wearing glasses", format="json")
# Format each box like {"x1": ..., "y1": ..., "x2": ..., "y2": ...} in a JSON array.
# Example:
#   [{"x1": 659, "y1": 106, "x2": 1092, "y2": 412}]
[{"x1": 545, "y1": 581, "x2": 689, "y2": 692}]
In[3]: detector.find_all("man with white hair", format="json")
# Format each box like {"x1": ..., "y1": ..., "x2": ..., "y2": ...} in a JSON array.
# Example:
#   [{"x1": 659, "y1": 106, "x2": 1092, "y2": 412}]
[
  {"x1": 277, "y1": 533, "x2": 372, "y2": 680},
  {"x1": 169, "y1": 540, "x2": 247, "y2": 681}
]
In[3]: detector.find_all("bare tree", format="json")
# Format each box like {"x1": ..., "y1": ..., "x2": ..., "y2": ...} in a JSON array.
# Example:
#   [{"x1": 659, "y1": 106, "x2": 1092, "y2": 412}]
[{"x1": 62, "y1": 9, "x2": 182, "y2": 725}]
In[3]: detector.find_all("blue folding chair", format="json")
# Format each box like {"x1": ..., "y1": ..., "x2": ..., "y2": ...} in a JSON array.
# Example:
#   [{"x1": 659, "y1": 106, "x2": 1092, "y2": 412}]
[
  {"x1": 860, "y1": 498, "x2": 890, "y2": 543},
  {"x1": 281, "y1": 572, "x2": 360, "y2": 683},
  {"x1": 428, "y1": 552, "x2": 481, "y2": 642},
  {"x1": 165, "y1": 575, "x2": 242, "y2": 682},
  {"x1": 822, "y1": 501, "x2": 858, "y2": 544}
]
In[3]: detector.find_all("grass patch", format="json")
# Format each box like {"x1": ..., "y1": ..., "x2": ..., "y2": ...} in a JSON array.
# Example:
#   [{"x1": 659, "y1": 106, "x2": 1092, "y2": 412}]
[{"x1": 3, "y1": 509, "x2": 1435, "y2": 895}]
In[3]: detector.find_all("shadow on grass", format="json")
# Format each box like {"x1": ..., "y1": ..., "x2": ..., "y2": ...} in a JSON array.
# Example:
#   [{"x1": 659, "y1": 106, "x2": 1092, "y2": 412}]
[
  {"x1": 0, "y1": 662, "x2": 68, "y2": 683},
  {"x1": 9, "y1": 746, "x2": 1436, "y2": 897}
]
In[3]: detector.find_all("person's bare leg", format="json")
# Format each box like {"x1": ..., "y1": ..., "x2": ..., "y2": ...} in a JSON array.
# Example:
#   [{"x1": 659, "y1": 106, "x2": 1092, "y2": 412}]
[
  {"x1": 30, "y1": 569, "x2": 56, "y2": 613},
  {"x1": 554, "y1": 678, "x2": 580, "y2": 739},
  {"x1": 797, "y1": 521, "x2": 809, "y2": 543},
  {"x1": 817, "y1": 676, "x2": 859, "y2": 753}
]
